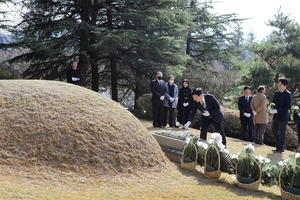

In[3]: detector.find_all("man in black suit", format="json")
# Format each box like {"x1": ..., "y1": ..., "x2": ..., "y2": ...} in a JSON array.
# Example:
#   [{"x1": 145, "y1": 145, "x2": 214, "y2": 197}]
[
  {"x1": 184, "y1": 88, "x2": 226, "y2": 146},
  {"x1": 238, "y1": 86, "x2": 254, "y2": 142},
  {"x1": 151, "y1": 71, "x2": 166, "y2": 127},
  {"x1": 270, "y1": 78, "x2": 292, "y2": 154},
  {"x1": 67, "y1": 61, "x2": 82, "y2": 86}
]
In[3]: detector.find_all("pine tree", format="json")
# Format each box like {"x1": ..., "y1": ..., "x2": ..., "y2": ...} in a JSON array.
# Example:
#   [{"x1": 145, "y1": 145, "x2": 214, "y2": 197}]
[{"x1": 247, "y1": 8, "x2": 300, "y2": 102}]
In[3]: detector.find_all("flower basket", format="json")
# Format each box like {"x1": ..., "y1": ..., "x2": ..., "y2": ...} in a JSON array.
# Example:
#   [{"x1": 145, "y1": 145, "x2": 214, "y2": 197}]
[
  {"x1": 236, "y1": 156, "x2": 262, "y2": 190},
  {"x1": 279, "y1": 164, "x2": 300, "y2": 200},
  {"x1": 204, "y1": 145, "x2": 221, "y2": 179},
  {"x1": 181, "y1": 143, "x2": 198, "y2": 171}
]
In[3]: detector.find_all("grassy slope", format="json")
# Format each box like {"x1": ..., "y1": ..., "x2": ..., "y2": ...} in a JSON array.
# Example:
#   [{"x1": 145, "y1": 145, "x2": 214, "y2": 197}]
[{"x1": 0, "y1": 80, "x2": 168, "y2": 176}]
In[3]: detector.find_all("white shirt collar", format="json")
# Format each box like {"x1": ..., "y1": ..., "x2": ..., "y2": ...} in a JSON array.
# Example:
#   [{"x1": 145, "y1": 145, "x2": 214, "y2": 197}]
[
  {"x1": 201, "y1": 95, "x2": 206, "y2": 105},
  {"x1": 279, "y1": 89, "x2": 286, "y2": 93}
]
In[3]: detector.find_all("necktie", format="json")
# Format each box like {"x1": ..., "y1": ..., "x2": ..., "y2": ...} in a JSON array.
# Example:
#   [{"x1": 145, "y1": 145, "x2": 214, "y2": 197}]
[
  {"x1": 246, "y1": 96, "x2": 249, "y2": 102},
  {"x1": 201, "y1": 101, "x2": 206, "y2": 109}
]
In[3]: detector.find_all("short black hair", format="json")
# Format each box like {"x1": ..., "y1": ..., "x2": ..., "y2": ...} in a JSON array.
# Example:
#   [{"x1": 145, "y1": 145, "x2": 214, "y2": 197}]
[
  {"x1": 257, "y1": 86, "x2": 265, "y2": 92},
  {"x1": 192, "y1": 88, "x2": 203, "y2": 96},
  {"x1": 70, "y1": 60, "x2": 77, "y2": 65},
  {"x1": 243, "y1": 86, "x2": 251, "y2": 90},
  {"x1": 278, "y1": 77, "x2": 288, "y2": 86},
  {"x1": 182, "y1": 79, "x2": 189, "y2": 84}
]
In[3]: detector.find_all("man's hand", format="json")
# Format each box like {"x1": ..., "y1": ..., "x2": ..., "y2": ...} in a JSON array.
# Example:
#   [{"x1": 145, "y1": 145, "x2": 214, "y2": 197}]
[
  {"x1": 160, "y1": 96, "x2": 165, "y2": 101},
  {"x1": 270, "y1": 109, "x2": 278, "y2": 114},
  {"x1": 184, "y1": 121, "x2": 191, "y2": 129},
  {"x1": 244, "y1": 112, "x2": 251, "y2": 117},
  {"x1": 72, "y1": 77, "x2": 79, "y2": 81},
  {"x1": 202, "y1": 111, "x2": 210, "y2": 117}
]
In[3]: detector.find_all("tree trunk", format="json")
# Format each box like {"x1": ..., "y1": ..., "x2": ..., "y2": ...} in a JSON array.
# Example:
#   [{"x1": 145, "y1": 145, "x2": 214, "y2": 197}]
[
  {"x1": 110, "y1": 54, "x2": 118, "y2": 102},
  {"x1": 78, "y1": 0, "x2": 91, "y2": 87},
  {"x1": 186, "y1": 31, "x2": 191, "y2": 55},
  {"x1": 90, "y1": 0, "x2": 99, "y2": 92},
  {"x1": 107, "y1": 3, "x2": 118, "y2": 101},
  {"x1": 134, "y1": 66, "x2": 143, "y2": 109}
]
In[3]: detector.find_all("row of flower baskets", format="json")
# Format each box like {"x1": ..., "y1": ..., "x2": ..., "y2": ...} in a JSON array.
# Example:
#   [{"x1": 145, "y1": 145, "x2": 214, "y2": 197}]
[{"x1": 181, "y1": 132, "x2": 300, "y2": 197}]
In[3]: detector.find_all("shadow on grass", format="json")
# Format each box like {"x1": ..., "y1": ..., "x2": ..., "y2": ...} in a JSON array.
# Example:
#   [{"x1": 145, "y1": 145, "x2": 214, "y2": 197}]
[{"x1": 174, "y1": 162, "x2": 283, "y2": 200}]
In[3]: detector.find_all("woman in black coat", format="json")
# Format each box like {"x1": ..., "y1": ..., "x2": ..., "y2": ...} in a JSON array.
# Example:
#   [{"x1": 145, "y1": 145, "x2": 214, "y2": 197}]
[{"x1": 177, "y1": 79, "x2": 193, "y2": 126}]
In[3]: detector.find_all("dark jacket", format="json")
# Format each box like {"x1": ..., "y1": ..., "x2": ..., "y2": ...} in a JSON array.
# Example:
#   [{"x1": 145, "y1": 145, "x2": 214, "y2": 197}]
[
  {"x1": 151, "y1": 79, "x2": 166, "y2": 103},
  {"x1": 272, "y1": 89, "x2": 292, "y2": 122},
  {"x1": 177, "y1": 87, "x2": 193, "y2": 110},
  {"x1": 188, "y1": 94, "x2": 224, "y2": 123},
  {"x1": 67, "y1": 68, "x2": 82, "y2": 85},
  {"x1": 238, "y1": 96, "x2": 253, "y2": 120}
]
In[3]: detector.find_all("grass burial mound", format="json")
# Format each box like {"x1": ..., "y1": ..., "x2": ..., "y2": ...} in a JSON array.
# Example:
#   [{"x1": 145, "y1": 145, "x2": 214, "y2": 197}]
[{"x1": 0, "y1": 80, "x2": 168, "y2": 175}]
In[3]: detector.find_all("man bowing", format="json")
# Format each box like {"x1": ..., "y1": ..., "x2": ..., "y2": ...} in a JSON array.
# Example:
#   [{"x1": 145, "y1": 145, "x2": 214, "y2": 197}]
[{"x1": 184, "y1": 88, "x2": 226, "y2": 146}]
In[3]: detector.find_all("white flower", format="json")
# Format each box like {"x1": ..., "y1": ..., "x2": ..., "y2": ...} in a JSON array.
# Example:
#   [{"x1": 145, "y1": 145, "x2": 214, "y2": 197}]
[
  {"x1": 222, "y1": 148, "x2": 229, "y2": 154},
  {"x1": 217, "y1": 143, "x2": 226, "y2": 150},
  {"x1": 244, "y1": 143, "x2": 255, "y2": 153},
  {"x1": 295, "y1": 153, "x2": 300, "y2": 159},
  {"x1": 209, "y1": 132, "x2": 223, "y2": 146},
  {"x1": 264, "y1": 158, "x2": 271, "y2": 163},
  {"x1": 278, "y1": 161, "x2": 285, "y2": 167},
  {"x1": 175, "y1": 122, "x2": 180, "y2": 126},
  {"x1": 283, "y1": 159, "x2": 290, "y2": 165},
  {"x1": 231, "y1": 175, "x2": 236, "y2": 180},
  {"x1": 197, "y1": 141, "x2": 208, "y2": 149},
  {"x1": 255, "y1": 155, "x2": 265, "y2": 163}
]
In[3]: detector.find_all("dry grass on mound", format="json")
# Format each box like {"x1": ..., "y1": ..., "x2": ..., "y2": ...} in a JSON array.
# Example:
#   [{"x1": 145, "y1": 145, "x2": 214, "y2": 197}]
[{"x1": 0, "y1": 80, "x2": 168, "y2": 176}]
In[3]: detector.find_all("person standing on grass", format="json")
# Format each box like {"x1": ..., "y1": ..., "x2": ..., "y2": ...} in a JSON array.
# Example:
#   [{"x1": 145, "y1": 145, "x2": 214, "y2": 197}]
[
  {"x1": 238, "y1": 86, "x2": 254, "y2": 142},
  {"x1": 162, "y1": 75, "x2": 178, "y2": 128},
  {"x1": 293, "y1": 103, "x2": 300, "y2": 152},
  {"x1": 177, "y1": 79, "x2": 193, "y2": 126},
  {"x1": 251, "y1": 86, "x2": 268, "y2": 145},
  {"x1": 151, "y1": 71, "x2": 166, "y2": 128},
  {"x1": 67, "y1": 61, "x2": 82, "y2": 86},
  {"x1": 184, "y1": 88, "x2": 226, "y2": 146},
  {"x1": 270, "y1": 77, "x2": 292, "y2": 154}
]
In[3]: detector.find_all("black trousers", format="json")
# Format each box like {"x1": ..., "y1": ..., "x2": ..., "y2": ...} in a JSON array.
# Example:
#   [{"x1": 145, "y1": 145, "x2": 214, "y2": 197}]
[
  {"x1": 200, "y1": 117, "x2": 226, "y2": 146},
  {"x1": 152, "y1": 100, "x2": 164, "y2": 127},
  {"x1": 162, "y1": 106, "x2": 175, "y2": 127},
  {"x1": 271, "y1": 118, "x2": 288, "y2": 151},
  {"x1": 240, "y1": 118, "x2": 254, "y2": 142},
  {"x1": 297, "y1": 123, "x2": 300, "y2": 143}
]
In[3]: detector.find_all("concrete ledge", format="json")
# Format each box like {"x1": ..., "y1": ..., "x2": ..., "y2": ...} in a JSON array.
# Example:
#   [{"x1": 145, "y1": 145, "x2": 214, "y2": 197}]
[{"x1": 153, "y1": 133, "x2": 187, "y2": 151}]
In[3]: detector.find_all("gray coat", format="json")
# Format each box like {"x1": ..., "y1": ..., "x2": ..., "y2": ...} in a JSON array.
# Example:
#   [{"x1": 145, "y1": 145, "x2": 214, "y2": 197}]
[{"x1": 163, "y1": 83, "x2": 178, "y2": 108}]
